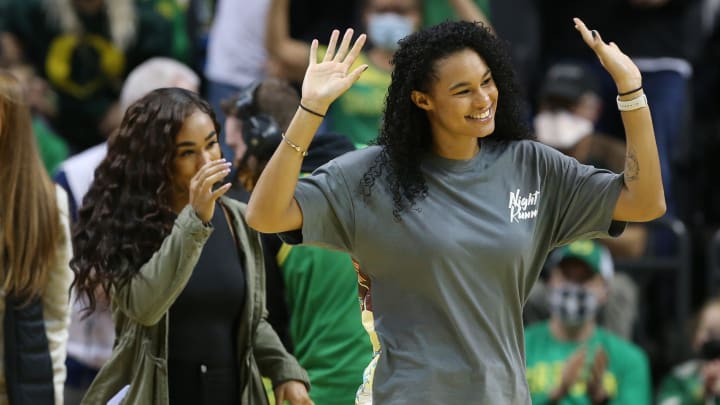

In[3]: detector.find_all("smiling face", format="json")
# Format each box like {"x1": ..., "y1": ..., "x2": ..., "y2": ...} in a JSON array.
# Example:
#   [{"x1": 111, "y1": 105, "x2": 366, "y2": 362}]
[
  {"x1": 172, "y1": 110, "x2": 222, "y2": 207},
  {"x1": 411, "y1": 48, "x2": 498, "y2": 157}
]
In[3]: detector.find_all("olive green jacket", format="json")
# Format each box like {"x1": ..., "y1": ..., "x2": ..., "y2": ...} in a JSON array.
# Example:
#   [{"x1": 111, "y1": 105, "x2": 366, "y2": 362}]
[{"x1": 81, "y1": 198, "x2": 309, "y2": 405}]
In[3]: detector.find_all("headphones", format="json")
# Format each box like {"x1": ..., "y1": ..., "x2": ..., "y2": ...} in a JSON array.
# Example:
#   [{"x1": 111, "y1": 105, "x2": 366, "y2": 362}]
[{"x1": 233, "y1": 81, "x2": 283, "y2": 162}]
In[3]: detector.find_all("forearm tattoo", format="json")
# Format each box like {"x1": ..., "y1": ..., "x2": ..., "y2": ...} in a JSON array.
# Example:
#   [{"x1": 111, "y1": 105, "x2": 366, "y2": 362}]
[{"x1": 625, "y1": 148, "x2": 639, "y2": 182}]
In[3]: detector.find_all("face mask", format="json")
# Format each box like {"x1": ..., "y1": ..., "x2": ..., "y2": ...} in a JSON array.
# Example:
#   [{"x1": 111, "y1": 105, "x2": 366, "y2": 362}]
[
  {"x1": 700, "y1": 339, "x2": 720, "y2": 360},
  {"x1": 366, "y1": 12, "x2": 414, "y2": 51},
  {"x1": 549, "y1": 284, "x2": 599, "y2": 327},
  {"x1": 533, "y1": 110, "x2": 593, "y2": 150}
]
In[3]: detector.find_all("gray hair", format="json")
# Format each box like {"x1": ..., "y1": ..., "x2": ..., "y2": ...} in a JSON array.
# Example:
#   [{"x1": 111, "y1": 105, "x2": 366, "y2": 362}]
[{"x1": 120, "y1": 57, "x2": 200, "y2": 111}]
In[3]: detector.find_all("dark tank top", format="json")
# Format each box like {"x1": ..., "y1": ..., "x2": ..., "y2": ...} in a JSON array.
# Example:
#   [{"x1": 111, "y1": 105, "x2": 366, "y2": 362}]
[{"x1": 168, "y1": 203, "x2": 245, "y2": 405}]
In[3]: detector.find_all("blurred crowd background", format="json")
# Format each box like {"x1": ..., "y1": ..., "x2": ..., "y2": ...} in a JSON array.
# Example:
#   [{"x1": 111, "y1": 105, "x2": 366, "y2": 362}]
[{"x1": 1, "y1": 0, "x2": 719, "y2": 403}]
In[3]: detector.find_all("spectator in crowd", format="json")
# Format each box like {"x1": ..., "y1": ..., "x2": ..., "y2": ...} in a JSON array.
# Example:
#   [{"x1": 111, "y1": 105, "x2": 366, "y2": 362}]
[
  {"x1": 0, "y1": 71, "x2": 73, "y2": 404},
  {"x1": 265, "y1": 0, "x2": 488, "y2": 147},
  {"x1": 656, "y1": 297, "x2": 720, "y2": 405},
  {"x1": 525, "y1": 240, "x2": 652, "y2": 404},
  {"x1": 56, "y1": 57, "x2": 201, "y2": 405},
  {"x1": 71, "y1": 88, "x2": 311, "y2": 404},
  {"x1": 222, "y1": 78, "x2": 371, "y2": 405},
  {"x1": 534, "y1": 61, "x2": 648, "y2": 259},
  {"x1": 537, "y1": 0, "x2": 702, "y2": 218},
  {"x1": 0, "y1": 0, "x2": 182, "y2": 151},
  {"x1": 5, "y1": 63, "x2": 68, "y2": 174},
  {"x1": 203, "y1": 0, "x2": 271, "y2": 161}
]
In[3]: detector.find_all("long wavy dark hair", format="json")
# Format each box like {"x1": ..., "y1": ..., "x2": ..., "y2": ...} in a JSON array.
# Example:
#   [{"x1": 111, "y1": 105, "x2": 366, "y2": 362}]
[
  {"x1": 71, "y1": 88, "x2": 219, "y2": 313},
  {"x1": 360, "y1": 21, "x2": 533, "y2": 218}
]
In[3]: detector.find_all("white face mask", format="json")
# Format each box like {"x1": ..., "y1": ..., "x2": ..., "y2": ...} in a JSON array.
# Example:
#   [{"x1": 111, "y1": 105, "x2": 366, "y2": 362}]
[
  {"x1": 366, "y1": 12, "x2": 414, "y2": 51},
  {"x1": 549, "y1": 284, "x2": 599, "y2": 327},
  {"x1": 533, "y1": 110, "x2": 593, "y2": 150}
]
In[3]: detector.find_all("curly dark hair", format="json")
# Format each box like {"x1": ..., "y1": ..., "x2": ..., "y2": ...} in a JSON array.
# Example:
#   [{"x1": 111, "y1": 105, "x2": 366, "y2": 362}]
[
  {"x1": 360, "y1": 20, "x2": 533, "y2": 218},
  {"x1": 71, "y1": 88, "x2": 219, "y2": 313}
]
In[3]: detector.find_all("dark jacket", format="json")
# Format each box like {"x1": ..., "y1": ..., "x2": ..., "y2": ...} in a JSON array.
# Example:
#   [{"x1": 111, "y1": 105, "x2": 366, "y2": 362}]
[
  {"x1": 1, "y1": 185, "x2": 73, "y2": 405},
  {"x1": 3, "y1": 295, "x2": 54, "y2": 404}
]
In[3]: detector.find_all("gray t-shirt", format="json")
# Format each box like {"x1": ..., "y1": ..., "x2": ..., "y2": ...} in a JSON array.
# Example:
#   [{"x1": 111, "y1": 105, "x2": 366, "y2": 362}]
[{"x1": 290, "y1": 139, "x2": 625, "y2": 404}]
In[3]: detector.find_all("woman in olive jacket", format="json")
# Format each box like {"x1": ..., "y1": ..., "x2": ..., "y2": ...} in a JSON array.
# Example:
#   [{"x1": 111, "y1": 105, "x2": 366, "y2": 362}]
[{"x1": 71, "y1": 88, "x2": 312, "y2": 405}]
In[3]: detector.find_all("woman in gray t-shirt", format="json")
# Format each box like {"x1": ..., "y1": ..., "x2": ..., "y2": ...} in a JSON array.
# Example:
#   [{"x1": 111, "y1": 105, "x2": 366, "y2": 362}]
[{"x1": 246, "y1": 19, "x2": 665, "y2": 404}]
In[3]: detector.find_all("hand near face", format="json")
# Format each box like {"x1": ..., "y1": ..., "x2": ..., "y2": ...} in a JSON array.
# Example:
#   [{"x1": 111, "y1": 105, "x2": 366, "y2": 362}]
[
  {"x1": 573, "y1": 18, "x2": 642, "y2": 93},
  {"x1": 274, "y1": 380, "x2": 314, "y2": 405},
  {"x1": 300, "y1": 28, "x2": 368, "y2": 114},
  {"x1": 189, "y1": 159, "x2": 231, "y2": 223}
]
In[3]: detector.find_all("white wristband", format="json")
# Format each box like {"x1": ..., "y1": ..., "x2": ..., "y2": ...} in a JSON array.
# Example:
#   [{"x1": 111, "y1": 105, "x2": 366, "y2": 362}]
[{"x1": 616, "y1": 93, "x2": 648, "y2": 111}]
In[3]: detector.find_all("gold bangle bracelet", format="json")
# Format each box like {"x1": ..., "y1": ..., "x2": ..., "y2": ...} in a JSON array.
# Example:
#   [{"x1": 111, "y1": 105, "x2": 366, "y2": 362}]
[{"x1": 281, "y1": 133, "x2": 308, "y2": 156}]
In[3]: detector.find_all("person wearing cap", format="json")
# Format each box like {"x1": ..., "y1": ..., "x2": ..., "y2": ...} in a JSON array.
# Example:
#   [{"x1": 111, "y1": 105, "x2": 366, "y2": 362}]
[{"x1": 524, "y1": 240, "x2": 651, "y2": 405}]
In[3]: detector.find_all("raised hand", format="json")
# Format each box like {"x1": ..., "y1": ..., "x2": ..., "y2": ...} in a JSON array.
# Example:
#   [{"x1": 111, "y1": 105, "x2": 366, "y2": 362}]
[
  {"x1": 573, "y1": 17, "x2": 642, "y2": 93},
  {"x1": 300, "y1": 28, "x2": 367, "y2": 114},
  {"x1": 189, "y1": 159, "x2": 232, "y2": 223}
]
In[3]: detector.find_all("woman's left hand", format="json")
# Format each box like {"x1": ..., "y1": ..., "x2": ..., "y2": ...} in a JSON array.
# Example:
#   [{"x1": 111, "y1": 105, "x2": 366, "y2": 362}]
[
  {"x1": 573, "y1": 17, "x2": 642, "y2": 93},
  {"x1": 274, "y1": 380, "x2": 314, "y2": 405}
]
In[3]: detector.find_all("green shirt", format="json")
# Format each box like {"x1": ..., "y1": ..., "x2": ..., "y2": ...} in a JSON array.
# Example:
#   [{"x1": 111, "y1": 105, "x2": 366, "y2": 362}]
[
  {"x1": 32, "y1": 117, "x2": 68, "y2": 175},
  {"x1": 278, "y1": 244, "x2": 372, "y2": 405},
  {"x1": 422, "y1": 0, "x2": 490, "y2": 27},
  {"x1": 525, "y1": 321, "x2": 651, "y2": 405},
  {"x1": 137, "y1": 0, "x2": 191, "y2": 63},
  {"x1": 325, "y1": 50, "x2": 390, "y2": 148},
  {"x1": 657, "y1": 359, "x2": 720, "y2": 405}
]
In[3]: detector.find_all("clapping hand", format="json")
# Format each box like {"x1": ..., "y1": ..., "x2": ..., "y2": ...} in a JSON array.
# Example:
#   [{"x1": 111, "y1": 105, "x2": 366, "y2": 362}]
[
  {"x1": 300, "y1": 28, "x2": 368, "y2": 115},
  {"x1": 586, "y1": 347, "x2": 610, "y2": 404},
  {"x1": 549, "y1": 346, "x2": 611, "y2": 404},
  {"x1": 573, "y1": 17, "x2": 642, "y2": 93},
  {"x1": 550, "y1": 346, "x2": 587, "y2": 401}
]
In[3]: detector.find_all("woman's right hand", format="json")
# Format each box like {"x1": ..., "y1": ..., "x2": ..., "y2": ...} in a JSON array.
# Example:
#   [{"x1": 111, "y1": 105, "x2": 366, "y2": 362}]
[
  {"x1": 190, "y1": 159, "x2": 232, "y2": 223},
  {"x1": 300, "y1": 28, "x2": 368, "y2": 114},
  {"x1": 573, "y1": 18, "x2": 642, "y2": 93}
]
